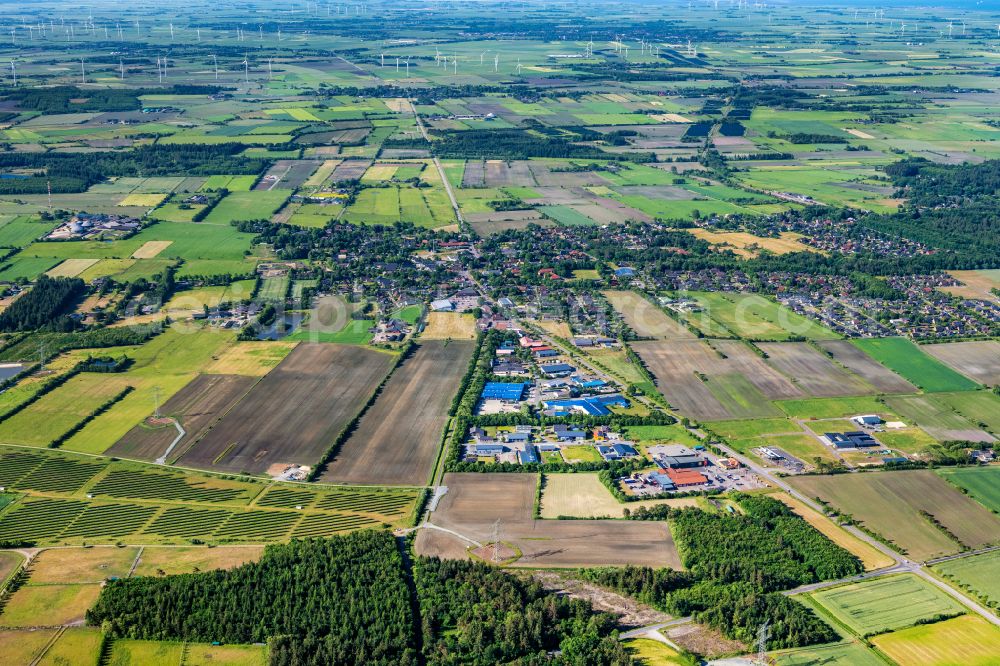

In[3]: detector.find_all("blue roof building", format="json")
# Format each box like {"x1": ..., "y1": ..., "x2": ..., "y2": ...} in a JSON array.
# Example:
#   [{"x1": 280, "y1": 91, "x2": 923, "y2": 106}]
[
  {"x1": 614, "y1": 267, "x2": 635, "y2": 277},
  {"x1": 481, "y1": 382, "x2": 528, "y2": 402}
]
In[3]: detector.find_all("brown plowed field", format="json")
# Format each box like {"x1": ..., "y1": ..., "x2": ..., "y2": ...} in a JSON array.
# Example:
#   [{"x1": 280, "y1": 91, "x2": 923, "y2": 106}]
[
  {"x1": 708, "y1": 340, "x2": 803, "y2": 400},
  {"x1": 109, "y1": 374, "x2": 257, "y2": 462},
  {"x1": 632, "y1": 340, "x2": 731, "y2": 420},
  {"x1": 921, "y1": 341, "x2": 1000, "y2": 386},
  {"x1": 415, "y1": 473, "x2": 680, "y2": 568},
  {"x1": 817, "y1": 340, "x2": 917, "y2": 394},
  {"x1": 178, "y1": 343, "x2": 395, "y2": 474},
  {"x1": 633, "y1": 339, "x2": 802, "y2": 420},
  {"x1": 758, "y1": 342, "x2": 871, "y2": 397},
  {"x1": 320, "y1": 340, "x2": 474, "y2": 486},
  {"x1": 789, "y1": 470, "x2": 1000, "y2": 561}
]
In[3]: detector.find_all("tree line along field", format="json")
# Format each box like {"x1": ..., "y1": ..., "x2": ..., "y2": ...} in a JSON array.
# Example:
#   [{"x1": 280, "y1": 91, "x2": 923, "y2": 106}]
[
  {"x1": 788, "y1": 470, "x2": 1000, "y2": 562},
  {"x1": 0, "y1": 447, "x2": 423, "y2": 546}
]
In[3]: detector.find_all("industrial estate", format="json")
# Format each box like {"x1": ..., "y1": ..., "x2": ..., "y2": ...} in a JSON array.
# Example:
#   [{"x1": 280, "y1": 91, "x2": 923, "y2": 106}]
[{"x1": 0, "y1": 0, "x2": 997, "y2": 664}]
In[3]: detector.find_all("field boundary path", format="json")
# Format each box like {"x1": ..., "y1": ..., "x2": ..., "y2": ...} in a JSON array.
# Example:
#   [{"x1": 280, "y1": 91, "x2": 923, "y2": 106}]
[
  {"x1": 396, "y1": 521, "x2": 483, "y2": 548},
  {"x1": 154, "y1": 418, "x2": 186, "y2": 465}
]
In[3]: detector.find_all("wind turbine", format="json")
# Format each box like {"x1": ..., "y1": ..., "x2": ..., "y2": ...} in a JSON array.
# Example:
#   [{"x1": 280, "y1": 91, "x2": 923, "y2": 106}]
[
  {"x1": 380, "y1": 52, "x2": 384, "y2": 67},
  {"x1": 80, "y1": 57, "x2": 85, "y2": 83},
  {"x1": 494, "y1": 53, "x2": 499, "y2": 72},
  {"x1": 213, "y1": 54, "x2": 218, "y2": 80},
  {"x1": 169, "y1": 23, "x2": 174, "y2": 40},
  {"x1": 243, "y1": 56, "x2": 249, "y2": 84},
  {"x1": 405, "y1": 56, "x2": 410, "y2": 76},
  {"x1": 9, "y1": 60, "x2": 15, "y2": 86}
]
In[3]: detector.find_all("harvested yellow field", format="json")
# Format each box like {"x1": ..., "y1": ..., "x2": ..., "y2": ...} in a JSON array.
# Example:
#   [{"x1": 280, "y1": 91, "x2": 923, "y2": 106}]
[
  {"x1": 872, "y1": 615, "x2": 1000, "y2": 666},
  {"x1": 362, "y1": 164, "x2": 398, "y2": 181},
  {"x1": 31, "y1": 547, "x2": 139, "y2": 583},
  {"x1": 131, "y1": 240, "x2": 173, "y2": 259},
  {"x1": 653, "y1": 113, "x2": 693, "y2": 123},
  {"x1": 119, "y1": 192, "x2": 168, "y2": 207},
  {"x1": 421, "y1": 312, "x2": 478, "y2": 340},
  {"x1": 204, "y1": 341, "x2": 298, "y2": 376},
  {"x1": 303, "y1": 159, "x2": 341, "y2": 187},
  {"x1": 46, "y1": 258, "x2": 98, "y2": 278},
  {"x1": 940, "y1": 270, "x2": 1000, "y2": 304},
  {"x1": 844, "y1": 128, "x2": 875, "y2": 139},
  {"x1": 540, "y1": 473, "x2": 699, "y2": 518},
  {"x1": 385, "y1": 98, "x2": 414, "y2": 113},
  {"x1": 771, "y1": 492, "x2": 895, "y2": 571},
  {"x1": 131, "y1": 546, "x2": 265, "y2": 576},
  {"x1": 688, "y1": 229, "x2": 819, "y2": 258},
  {"x1": 533, "y1": 319, "x2": 573, "y2": 339}
]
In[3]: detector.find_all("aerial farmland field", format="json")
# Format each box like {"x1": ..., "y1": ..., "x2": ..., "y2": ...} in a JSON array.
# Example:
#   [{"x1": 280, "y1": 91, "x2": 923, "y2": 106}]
[
  {"x1": 604, "y1": 290, "x2": 696, "y2": 340},
  {"x1": 320, "y1": 340, "x2": 474, "y2": 486},
  {"x1": 417, "y1": 473, "x2": 680, "y2": 569},
  {"x1": 789, "y1": 471, "x2": 1000, "y2": 561},
  {"x1": 871, "y1": 615, "x2": 1000, "y2": 666},
  {"x1": 921, "y1": 341, "x2": 1000, "y2": 386},
  {"x1": 809, "y1": 574, "x2": 964, "y2": 636},
  {"x1": 179, "y1": 343, "x2": 395, "y2": 474},
  {"x1": 852, "y1": 338, "x2": 981, "y2": 393},
  {"x1": 936, "y1": 467, "x2": 1000, "y2": 513}
]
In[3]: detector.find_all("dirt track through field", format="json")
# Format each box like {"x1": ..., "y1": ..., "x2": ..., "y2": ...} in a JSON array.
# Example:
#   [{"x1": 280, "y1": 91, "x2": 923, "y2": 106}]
[
  {"x1": 416, "y1": 473, "x2": 680, "y2": 568},
  {"x1": 110, "y1": 374, "x2": 257, "y2": 462},
  {"x1": 320, "y1": 340, "x2": 474, "y2": 486},
  {"x1": 178, "y1": 343, "x2": 394, "y2": 474}
]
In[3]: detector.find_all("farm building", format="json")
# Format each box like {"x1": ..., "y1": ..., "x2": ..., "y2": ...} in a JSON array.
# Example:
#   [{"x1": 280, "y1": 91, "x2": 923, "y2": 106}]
[
  {"x1": 852, "y1": 414, "x2": 883, "y2": 428},
  {"x1": 598, "y1": 443, "x2": 639, "y2": 461},
  {"x1": 665, "y1": 467, "x2": 708, "y2": 488},
  {"x1": 824, "y1": 431, "x2": 880, "y2": 449},
  {"x1": 540, "y1": 363, "x2": 576, "y2": 377},
  {"x1": 553, "y1": 424, "x2": 587, "y2": 441},
  {"x1": 653, "y1": 445, "x2": 708, "y2": 469},
  {"x1": 481, "y1": 382, "x2": 528, "y2": 402}
]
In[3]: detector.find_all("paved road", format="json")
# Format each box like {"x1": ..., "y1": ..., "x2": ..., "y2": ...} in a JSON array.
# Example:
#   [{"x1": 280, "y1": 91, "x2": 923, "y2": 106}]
[{"x1": 411, "y1": 108, "x2": 464, "y2": 226}]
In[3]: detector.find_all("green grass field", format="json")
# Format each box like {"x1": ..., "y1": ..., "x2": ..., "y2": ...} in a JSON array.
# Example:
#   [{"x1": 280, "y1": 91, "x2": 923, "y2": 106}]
[
  {"x1": 775, "y1": 396, "x2": 890, "y2": 420},
  {"x1": 810, "y1": 574, "x2": 965, "y2": 636},
  {"x1": 772, "y1": 641, "x2": 885, "y2": 666},
  {"x1": 936, "y1": 467, "x2": 1000, "y2": 513},
  {"x1": 691, "y1": 292, "x2": 840, "y2": 341},
  {"x1": 933, "y1": 551, "x2": 1000, "y2": 608},
  {"x1": 202, "y1": 190, "x2": 290, "y2": 224},
  {"x1": 852, "y1": 338, "x2": 980, "y2": 392},
  {"x1": 872, "y1": 615, "x2": 1000, "y2": 666},
  {"x1": 932, "y1": 391, "x2": 1000, "y2": 436}
]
